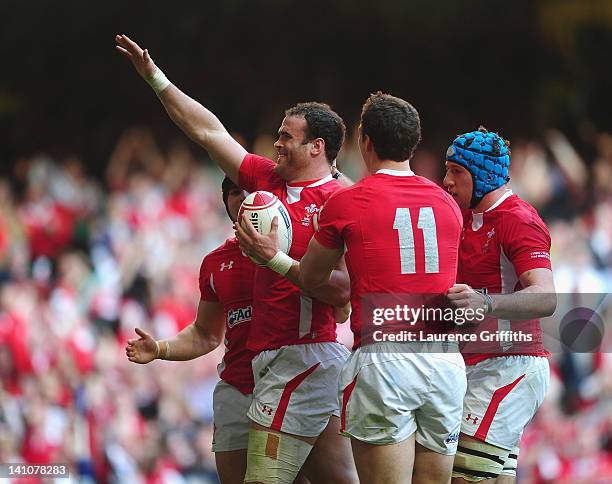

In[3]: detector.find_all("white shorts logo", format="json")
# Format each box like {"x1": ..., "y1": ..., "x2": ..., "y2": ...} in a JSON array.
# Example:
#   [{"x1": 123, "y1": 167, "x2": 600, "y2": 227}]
[
  {"x1": 445, "y1": 430, "x2": 459, "y2": 445},
  {"x1": 261, "y1": 404, "x2": 274, "y2": 416},
  {"x1": 465, "y1": 413, "x2": 480, "y2": 425}
]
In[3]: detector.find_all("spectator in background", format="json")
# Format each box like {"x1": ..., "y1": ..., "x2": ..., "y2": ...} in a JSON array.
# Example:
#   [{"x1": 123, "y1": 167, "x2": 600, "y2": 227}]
[{"x1": 0, "y1": 116, "x2": 610, "y2": 482}]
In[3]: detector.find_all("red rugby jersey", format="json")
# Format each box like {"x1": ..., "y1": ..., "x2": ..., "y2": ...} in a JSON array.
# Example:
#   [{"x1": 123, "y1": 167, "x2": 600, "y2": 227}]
[
  {"x1": 238, "y1": 153, "x2": 343, "y2": 352},
  {"x1": 314, "y1": 169, "x2": 463, "y2": 349},
  {"x1": 456, "y1": 191, "x2": 552, "y2": 365},
  {"x1": 199, "y1": 238, "x2": 256, "y2": 394}
]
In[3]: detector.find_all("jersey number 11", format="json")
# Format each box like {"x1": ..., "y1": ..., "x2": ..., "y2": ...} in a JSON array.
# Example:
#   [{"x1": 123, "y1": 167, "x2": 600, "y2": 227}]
[{"x1": 393, "y1": 207, "x2": 439, "y2": 274}]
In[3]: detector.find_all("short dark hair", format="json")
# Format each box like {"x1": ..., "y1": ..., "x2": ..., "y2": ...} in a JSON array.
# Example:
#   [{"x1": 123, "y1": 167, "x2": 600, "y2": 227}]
[
  {"x1": 360, "y1": 92, "x2": 422, "y2": 162},
  {"x1": 285, "y1": 102, "x2": 346, "y2": 163},
  {"x1": 222, "y1": 176, "x2": 239, "y2": 221}
]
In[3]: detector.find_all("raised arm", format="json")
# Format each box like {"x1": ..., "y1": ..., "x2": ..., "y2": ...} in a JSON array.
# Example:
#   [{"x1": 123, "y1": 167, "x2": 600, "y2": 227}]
[
  {"x1": 126, "y1": 300, "x2": 225, "y2": 363},
  {"x1": 115, "y1": 34, "x2": 246, "y2": 183}
]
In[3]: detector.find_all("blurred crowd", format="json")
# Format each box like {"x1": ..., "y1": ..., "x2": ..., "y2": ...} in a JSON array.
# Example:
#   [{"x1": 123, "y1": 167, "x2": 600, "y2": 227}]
[{"x1": 0, "y1": 125, "x2": 610, "y2": 483}]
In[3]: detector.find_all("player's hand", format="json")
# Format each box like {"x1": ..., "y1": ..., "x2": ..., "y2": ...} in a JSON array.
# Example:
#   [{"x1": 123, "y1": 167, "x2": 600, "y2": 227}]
[
  {"x1": 334, "y1": 302, "x2": 351, "y2": 324},
  {"x1": 446, "y1": 284, "x2": 488, "y2": 314},
  {"x1": 115, "y1": 34, "x2": 158, "y2": 81},
  {"x1": 235, "y1": 215, "x2": 279, "y2": 263},
  {"x1": 126, "y1": 327, "x2": 158, "y2": 364}
]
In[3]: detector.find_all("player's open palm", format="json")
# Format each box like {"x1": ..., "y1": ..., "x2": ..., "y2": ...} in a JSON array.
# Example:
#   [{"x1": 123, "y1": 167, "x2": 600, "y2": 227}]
[
  {"x1": 126, "y1": 327, "x2": 158, "y2": 364},
  {"x1": 115, "y1": 34, "x2": 157, "y2": 81}
]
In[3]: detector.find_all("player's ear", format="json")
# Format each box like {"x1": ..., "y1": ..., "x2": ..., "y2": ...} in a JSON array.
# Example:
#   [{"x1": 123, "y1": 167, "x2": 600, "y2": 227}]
[
  {"x1": 363, "y1": 134, "x2": 374, "y2": 154},
  {"x1": 311, "y1": 138, "x2": 325, "y2": 157}
]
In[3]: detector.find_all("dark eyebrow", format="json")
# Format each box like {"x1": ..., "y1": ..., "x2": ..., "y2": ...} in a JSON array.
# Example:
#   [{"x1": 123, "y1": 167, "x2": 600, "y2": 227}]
[{"x1": 278, "y1": 129, "x2": 292, "y2": 139}]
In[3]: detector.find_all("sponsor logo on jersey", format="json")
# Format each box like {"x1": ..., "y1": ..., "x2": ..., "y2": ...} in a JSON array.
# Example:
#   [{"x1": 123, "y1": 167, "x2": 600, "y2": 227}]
[
  {"x1": 220, "y1": 260, "x2": 234, "y2": 271},
  {"x1": 227, "y1": 305, "x2": 252, "y2": 328},
  {"x1": 301, "y1": 203, "x2": 320, "y2": 227},
  {"x1": 261, "y1": 404, "x2": 274, "y2": 416},
  {"x1": 445, "y1": 430, "x2": 459, "y2": 445},
  {"x1": 530, "y1": 250, "x2": 550, "y2": 260}
]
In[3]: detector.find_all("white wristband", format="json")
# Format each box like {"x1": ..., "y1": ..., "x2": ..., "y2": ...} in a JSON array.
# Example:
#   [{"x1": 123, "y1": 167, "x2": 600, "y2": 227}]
[
  {"x1": 266, "y1": 251, "x2": 295, "y2": 276},
  {"x1": 146, "y1": 67, "x2": 171, "y2": 94}
]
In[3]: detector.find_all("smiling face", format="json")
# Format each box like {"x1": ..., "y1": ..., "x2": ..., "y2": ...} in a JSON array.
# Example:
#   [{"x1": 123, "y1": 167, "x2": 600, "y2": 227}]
[
  {"x1": 443, "y1": 161, "x2": 473, "y2": 209},
  {"x1": 273, "y1": 115, "x2": 313, "y2": 180}
]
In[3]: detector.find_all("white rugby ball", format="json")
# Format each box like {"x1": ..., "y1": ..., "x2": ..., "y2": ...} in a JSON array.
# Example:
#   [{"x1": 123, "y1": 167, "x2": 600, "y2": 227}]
[{"x1": 238, "y1": 191, "x2": 293, "y2": 263}]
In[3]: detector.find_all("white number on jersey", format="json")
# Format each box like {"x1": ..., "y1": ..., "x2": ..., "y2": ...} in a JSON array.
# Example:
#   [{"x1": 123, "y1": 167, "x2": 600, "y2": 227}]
[{"x1": 393, "y1": 207, "x2": 439, "y2": 274}]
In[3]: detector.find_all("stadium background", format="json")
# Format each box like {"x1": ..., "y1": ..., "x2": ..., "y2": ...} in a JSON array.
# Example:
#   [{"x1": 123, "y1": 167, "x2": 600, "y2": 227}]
[{"x1": 0, "y1": 0, "x2": 610, "y2": 482}]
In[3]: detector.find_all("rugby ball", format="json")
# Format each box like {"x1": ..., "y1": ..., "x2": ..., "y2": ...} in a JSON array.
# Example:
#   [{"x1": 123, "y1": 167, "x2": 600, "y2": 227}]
[{"x1": 238, "y1": 191, "x2": 293, "y2": 263}]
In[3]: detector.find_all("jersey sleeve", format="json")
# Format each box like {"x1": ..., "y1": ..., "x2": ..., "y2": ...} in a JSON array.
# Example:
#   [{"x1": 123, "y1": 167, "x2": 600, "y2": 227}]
[
  {"x1": 314, "y1": 190, "x2": 349, "y2": 249},
  {"x1": 199, "y1": 257, "x2": 219, "y2": 302},
  {"x1": 502, "y1": 212, "x2": 552, "y2": 276},
  {"x1": 238, "y1": 153, "x2": 277, "y2": 192}
]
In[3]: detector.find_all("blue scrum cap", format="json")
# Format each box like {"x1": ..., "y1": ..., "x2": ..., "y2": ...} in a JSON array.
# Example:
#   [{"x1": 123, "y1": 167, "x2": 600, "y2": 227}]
[{"x1": 446, "y1": 127, "x2": 510, "y2": 204}]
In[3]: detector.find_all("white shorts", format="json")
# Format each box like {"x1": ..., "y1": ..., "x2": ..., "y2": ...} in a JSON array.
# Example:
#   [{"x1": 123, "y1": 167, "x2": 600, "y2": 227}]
[
  {"x1": 247, "y1": 342, "x2": 350, "y2": 438},
  {"x1": 461, "y1": 356, "x2": 550, "y2": 450},
  {"x1": 339, "y1": 342, "x2": 467, "y2": 455},
  {"x1": 212, "y1": 380, "x2": 252, "y2": 452}
]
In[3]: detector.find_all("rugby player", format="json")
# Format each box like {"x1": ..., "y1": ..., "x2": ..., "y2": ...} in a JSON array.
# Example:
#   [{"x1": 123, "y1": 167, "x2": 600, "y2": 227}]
[
  {"x1": 444, "y1": 127, "x2": 556, "y2": 483},
  {"x1": 126, "y1": 177, "x2": 256, "y2": 483},
  {"x1": 239, "y1": 92, "x2": 468, "y2": 483},
  {"x1": 116, "y1": 34, "x2": 357, "y2": 483}
]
